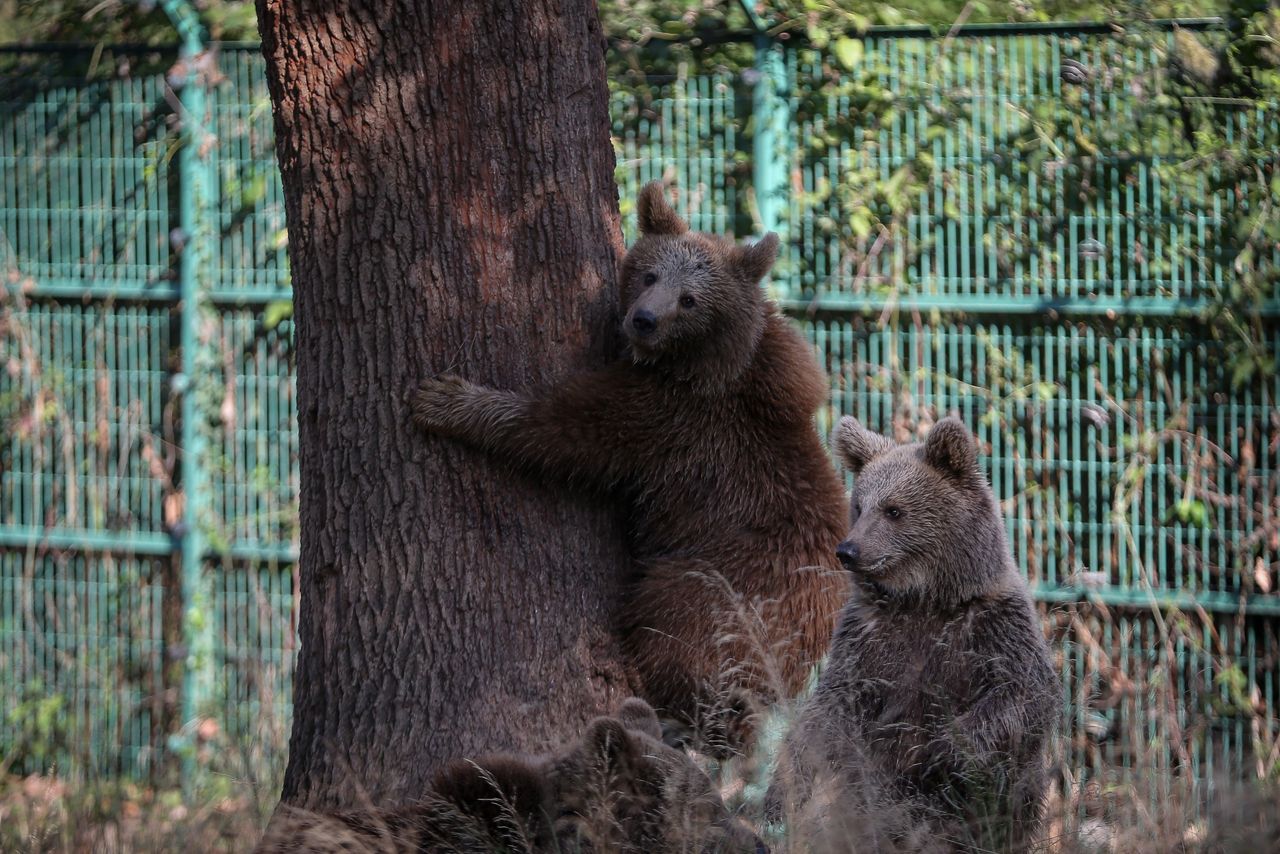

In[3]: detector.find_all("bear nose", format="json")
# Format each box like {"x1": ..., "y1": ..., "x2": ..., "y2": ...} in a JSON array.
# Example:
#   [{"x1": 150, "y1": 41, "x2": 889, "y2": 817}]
[
  {"x1": 835, "y1": 541, "x2": 860, "y2": 569},
  {"x1": 631, "y1": 310, "x2": 657, "y2": 337}
]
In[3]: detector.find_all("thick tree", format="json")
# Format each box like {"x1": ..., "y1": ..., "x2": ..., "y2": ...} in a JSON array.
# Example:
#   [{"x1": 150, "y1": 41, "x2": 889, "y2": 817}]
[{"x1": 256, "y1": 0, "x2": 634, "y2": 810}]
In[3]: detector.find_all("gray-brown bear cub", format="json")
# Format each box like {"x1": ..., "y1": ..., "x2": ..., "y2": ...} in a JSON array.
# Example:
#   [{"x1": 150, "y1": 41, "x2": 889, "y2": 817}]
[
  {"x1": 411, "y1": 183, "x2": 848, "y2": 753},
  {"x1": 766, "y1": 416, "x2": 1056, "y2": 852}
]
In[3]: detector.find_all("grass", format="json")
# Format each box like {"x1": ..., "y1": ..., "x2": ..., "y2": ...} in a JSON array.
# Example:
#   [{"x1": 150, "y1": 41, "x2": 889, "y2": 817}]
[
  {"x1": 0, "y1": 717, "x2": 283, "y2": 853},
  {"x1": 0, "y1": 771, "x2": 273, "y2": 853}
]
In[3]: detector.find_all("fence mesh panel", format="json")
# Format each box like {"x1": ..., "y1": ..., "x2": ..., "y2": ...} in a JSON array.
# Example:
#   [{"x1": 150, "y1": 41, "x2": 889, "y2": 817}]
[{"x1": 0, "y1": 34, "x2": 1275, "y2": 821}]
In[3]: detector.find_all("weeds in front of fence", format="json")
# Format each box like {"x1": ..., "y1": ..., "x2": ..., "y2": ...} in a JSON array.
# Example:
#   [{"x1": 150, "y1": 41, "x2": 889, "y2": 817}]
[{"x1": 0, "y1": 654, "x2": 287, "y2": 853}]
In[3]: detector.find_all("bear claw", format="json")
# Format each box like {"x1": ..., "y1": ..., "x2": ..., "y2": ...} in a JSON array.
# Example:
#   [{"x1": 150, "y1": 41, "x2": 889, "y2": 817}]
[{"x1": 410, "y1": 375, "x2": 471, "y2": 431}]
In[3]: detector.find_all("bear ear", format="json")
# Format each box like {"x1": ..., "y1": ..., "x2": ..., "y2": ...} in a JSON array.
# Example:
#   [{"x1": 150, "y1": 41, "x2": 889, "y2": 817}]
[
  {"x1": 832, "y1": 416, "x2": 894, "y2": 473},
  {"x1": 616, "y1": 697, "x2": 662, "y2": 741},
  {"x1": 923, "y1": 416, "x2": 977, "y2": 477},
  {"x1": 735, "y1": 232, "x2": 780, "y2": 283},
  {"x1": 583, "y1": 717, "x2": 637, "y2": 774},
  {"x1": 637, "y1": 181, "x2": 688, "y2": 236}
]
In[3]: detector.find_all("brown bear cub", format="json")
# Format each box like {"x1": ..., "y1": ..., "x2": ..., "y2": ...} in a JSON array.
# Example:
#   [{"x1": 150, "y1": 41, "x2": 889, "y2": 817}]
[
  {"x1": 765, "y1": 417, "x2": 1056, "y2": 852},
  {"x1": 411, "y1": 183, "x2": 849, "y2": 751},
  {"x1": 256, "y1": 698, "x2": 763, "y2": 853}
]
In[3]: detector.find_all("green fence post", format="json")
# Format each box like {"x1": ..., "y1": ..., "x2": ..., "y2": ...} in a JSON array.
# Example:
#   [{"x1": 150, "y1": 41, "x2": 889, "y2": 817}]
[
  {"x1": 741, "y1": 2, "x2": 791, "y2": 297},
  {"x1": 160, "y1": 0, "x2": 216, "y2": 763}
]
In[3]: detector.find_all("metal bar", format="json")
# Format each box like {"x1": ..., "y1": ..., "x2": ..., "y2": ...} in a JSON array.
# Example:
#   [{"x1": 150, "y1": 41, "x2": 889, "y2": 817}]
[
  {"x1": 221, "y1": 542, "x2": 300, "y2": 563},
  {"x1": 0, "y1": 528, "x2": 298, "y2": 562},
  {"x1": 159, "y1": 0, "x2": 216, "y2": 766},
  {"x1": 0, "y1": 19, "x2": 1231, "y2": 56},
  {"x1": 0, "y1": 43, "x2": 180, "y2": 54},
  {"x1": 14, "y1": 282, "x2": 1277, "y2": 317},
  {"x1": 733, "y1": 0, "x2": 768, "y2": 33},
  {"x1": 830, "y1": 18, "x2": 1227, "y2": 38},
  {"x1": 1031, "y1": 585, "x2": 1280, "y2": 618},
  {"x1": 0, "y1": 527, "x2": 173, "y2": 555},
  {"x1": 780, "y1": 295, "x2": 1280, "y2": 317},
  {"x1": 752, "y1": 31, "x2": 789, "y2": 292},
  {"x1": 5, "y1": 281, "x2": 179, "y2": 301},
  {"x1": 6, "y1": 279, "x2": 292, "y2": 305}
]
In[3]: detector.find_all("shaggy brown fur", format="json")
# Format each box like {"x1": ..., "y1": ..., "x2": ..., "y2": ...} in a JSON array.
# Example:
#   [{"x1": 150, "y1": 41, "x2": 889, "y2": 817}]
[
  {"x1": 549, "y1": 698, "x2": 764, "y2": 852},
  {"x1": 765, "y1": 417, "x2": 1057, "y2": 852},
  {"x1": 255, "y1": 698, "x2": 763, "y2": 853},
  {"x1": 411, "y1": 182, "x2": 848, "y2": 751}
]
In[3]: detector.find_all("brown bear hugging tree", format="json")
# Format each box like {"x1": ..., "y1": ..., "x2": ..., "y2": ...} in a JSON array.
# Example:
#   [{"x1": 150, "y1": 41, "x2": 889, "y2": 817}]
[
  {"x1": 766, "y1": 416, "x2": 1057, "y2": 853},
  {"x1": 411, "y1": 182, "x2": 849, "y2": 752}
]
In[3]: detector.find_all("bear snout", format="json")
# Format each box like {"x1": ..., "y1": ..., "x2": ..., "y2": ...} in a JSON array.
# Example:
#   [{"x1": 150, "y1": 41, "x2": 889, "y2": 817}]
[
  {"x1": 631, "y1": 309, "x2": 658, "y2": 337},
  {"x1": 835, "y1": 540, "x2": 860, "y2": 570}
]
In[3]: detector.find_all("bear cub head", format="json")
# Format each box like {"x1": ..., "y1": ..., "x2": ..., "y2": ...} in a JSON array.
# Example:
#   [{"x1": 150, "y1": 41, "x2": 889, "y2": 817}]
[
  {"x1": 832, "y1": 415, "x2": 1015, "y2": 606},
  {"x1": 620, "y1": 182, "x2": 779, "y2": 375},
  {"x1": 550, "y1": 697, "x2": 764, "y2": 853},
  {"x1": 431, "y1": 697, "x2": 763, "y2": 854}
]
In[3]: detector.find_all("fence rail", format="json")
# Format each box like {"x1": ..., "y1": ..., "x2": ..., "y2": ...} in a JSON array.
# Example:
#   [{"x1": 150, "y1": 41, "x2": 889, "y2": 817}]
[{"x1": 1, "y1": 20, "x2": 1277, "y2": 819}]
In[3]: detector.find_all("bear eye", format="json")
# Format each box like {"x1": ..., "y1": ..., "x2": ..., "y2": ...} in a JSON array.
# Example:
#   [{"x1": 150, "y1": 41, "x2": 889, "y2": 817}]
[
  {"x1": 679, "y1": 294, "x2": 696, "y2": 309},
  {"x1": 643, "y1": 272, "x2": 658, "y2": 287},
  {"x1": 883, "y1": 506, "x2": 902, "y2": 520}
]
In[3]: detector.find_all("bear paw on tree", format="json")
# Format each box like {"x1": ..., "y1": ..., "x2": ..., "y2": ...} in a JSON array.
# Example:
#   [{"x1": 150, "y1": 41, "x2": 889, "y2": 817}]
[{"x1": 410, "y1": 374, "x2": 498, "y2": 440}]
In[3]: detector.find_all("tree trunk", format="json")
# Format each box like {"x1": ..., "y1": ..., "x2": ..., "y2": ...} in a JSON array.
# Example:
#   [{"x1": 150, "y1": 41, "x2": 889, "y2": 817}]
[{"x1": 256, "y1": 0, "x2": 633, "y2": 810}]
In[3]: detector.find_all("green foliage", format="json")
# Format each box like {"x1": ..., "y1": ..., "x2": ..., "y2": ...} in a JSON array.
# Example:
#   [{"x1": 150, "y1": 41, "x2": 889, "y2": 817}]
[
  {"x1": 0, "y1": 0, "x2": 258, "y2": 45},
  {"x1": 1213, "y1": 663, "x2": 1256, "y2": 716},
  {"x1": 4, "y1": 682, "x2": 68, "y2": 771},
  {"x1": 262, "y1": 300, "x2": 293, "y2": 332},
  {"x1": 1169, "y1": 497, "x2": 1211, "y2": 527},
  {"x1": 1153, "y1": 1, "x2": 1280, "y2": 386},
  {"x1": 606, "y1": 2, "x2": 1276, "y2": 388}
]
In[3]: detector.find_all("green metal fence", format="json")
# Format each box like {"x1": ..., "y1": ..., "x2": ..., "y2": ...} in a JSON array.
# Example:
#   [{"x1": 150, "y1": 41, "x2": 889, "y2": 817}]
[{"x1": 1, "y1": 18, "x2": 1277, "y2": 820}]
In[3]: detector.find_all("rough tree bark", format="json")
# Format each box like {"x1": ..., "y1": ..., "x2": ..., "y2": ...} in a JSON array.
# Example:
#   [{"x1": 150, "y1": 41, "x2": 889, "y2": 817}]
[{"x1": 256, "y1": 0, "x2": 634, "y2": 810}]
